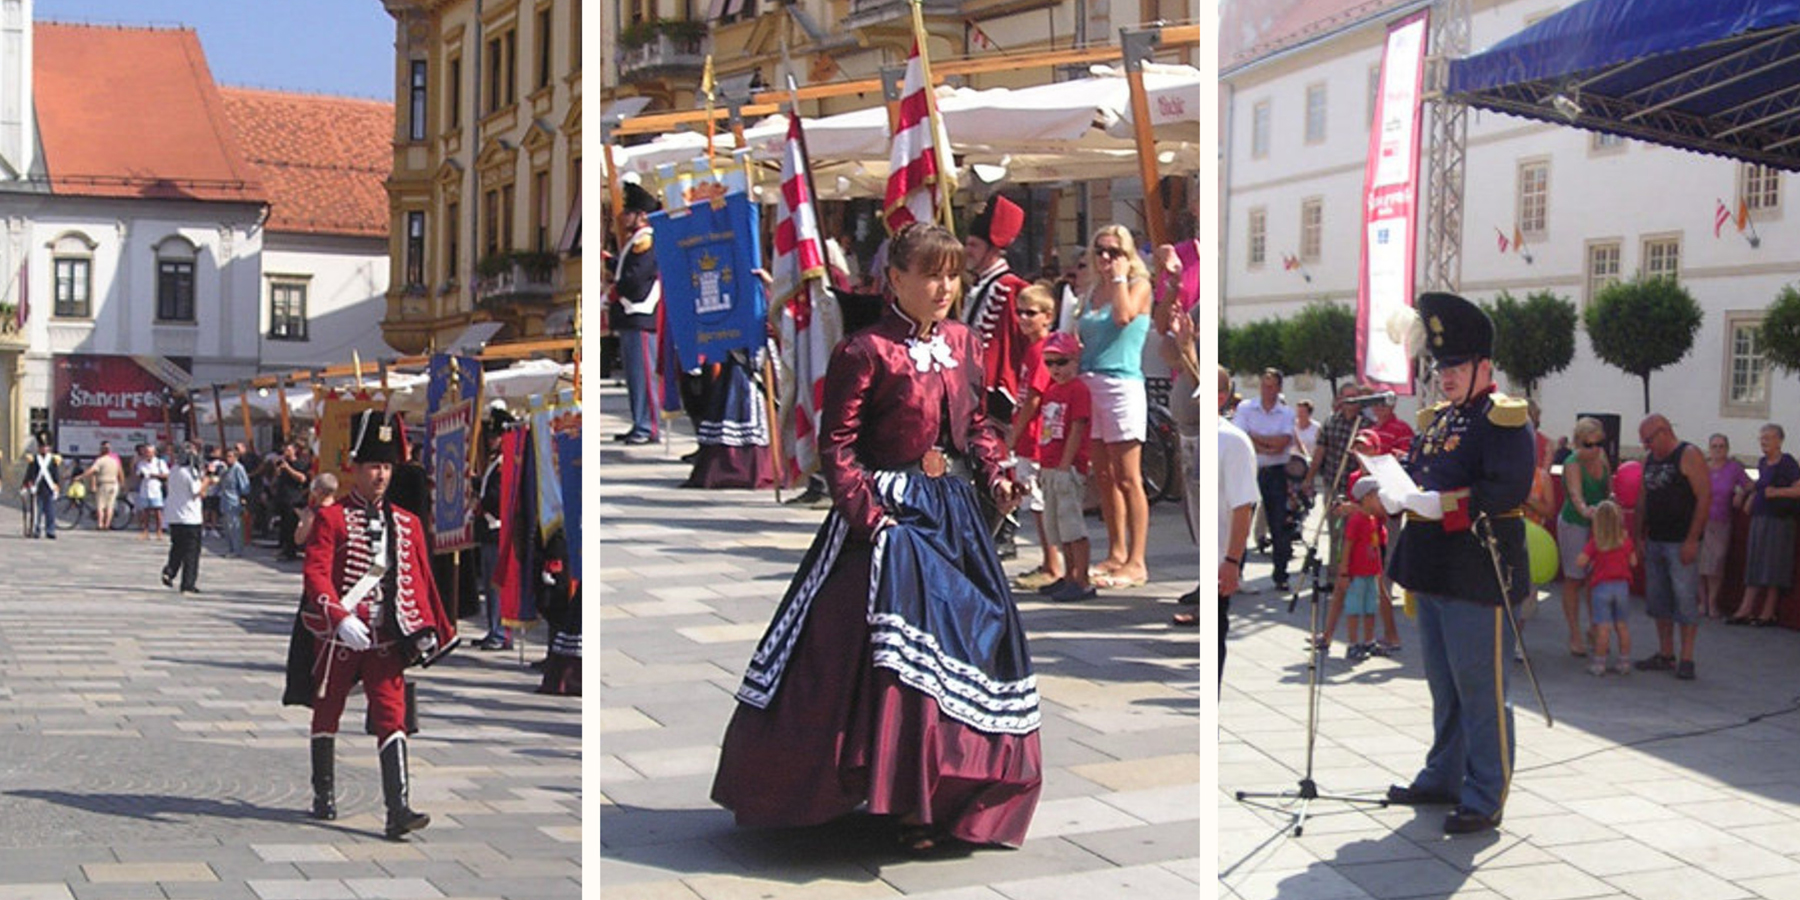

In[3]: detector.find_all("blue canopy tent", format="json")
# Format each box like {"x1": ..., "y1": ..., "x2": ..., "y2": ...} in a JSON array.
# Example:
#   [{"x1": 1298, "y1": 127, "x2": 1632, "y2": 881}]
[{"x1": 1446, "y1": 0, "x2": 1800, "y2": 171}]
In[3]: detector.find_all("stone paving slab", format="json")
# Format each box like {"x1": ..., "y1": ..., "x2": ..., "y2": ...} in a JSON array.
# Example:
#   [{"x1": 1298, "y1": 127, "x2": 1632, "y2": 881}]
[
  {"x1": 596, "y1": 385, "x2": 1200, "y2": 897},
  {"x1": 0, "y1": 508, "x2": 578, "y2": 898},
  {"x1": 1223, "y1": 508, "x2": 1800, "y2": 900}
]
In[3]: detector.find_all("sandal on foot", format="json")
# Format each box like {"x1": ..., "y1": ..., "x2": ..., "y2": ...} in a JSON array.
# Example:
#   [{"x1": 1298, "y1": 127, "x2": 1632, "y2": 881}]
[{"x1": 1093, "y1": 572, "x2": 1148, "y2": 590}]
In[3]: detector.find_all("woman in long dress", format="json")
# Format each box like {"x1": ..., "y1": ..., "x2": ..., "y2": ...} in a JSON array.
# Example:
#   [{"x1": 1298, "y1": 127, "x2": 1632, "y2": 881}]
[{"x1": 711, "y1": 223, "x2": 1043, "y2": 850}]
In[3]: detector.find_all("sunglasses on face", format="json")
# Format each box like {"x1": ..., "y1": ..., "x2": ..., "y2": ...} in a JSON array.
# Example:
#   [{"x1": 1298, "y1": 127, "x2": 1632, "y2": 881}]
[
  {"x1": 1582, "y1": 440, "x2": 1604, "y2": 449},
  {"x1": 1095, "y1": 246, "x2": 1127, "y2": 260},
  {"x1": 1043, "y1": 357, "x2": 1074, "y2": 367}
]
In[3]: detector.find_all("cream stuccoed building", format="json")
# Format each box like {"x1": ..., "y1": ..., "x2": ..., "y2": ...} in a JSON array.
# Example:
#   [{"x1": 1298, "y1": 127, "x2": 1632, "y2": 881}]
[{"x1": 1221, "y1": 0, "x2": 1798, "y2": 455}]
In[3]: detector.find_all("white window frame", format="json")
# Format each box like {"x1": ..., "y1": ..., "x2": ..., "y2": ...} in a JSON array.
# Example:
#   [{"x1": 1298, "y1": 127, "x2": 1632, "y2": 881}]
[
  {"x1": 1588, "y1": 132, "x2": 1626, "y2": 154},
  {"x1": 1251, "y1": 99, "x2": 1270, "y2": 159},
  {"x1": 1722, "y1": 311, "x2": 1771, "y2": 418},
  {"x1": 1642, "y1": 233, "x2": 1681, "y2": 282},
  {"x1": 1585, "y1": 239, "x2": 1621, "y2": 309},
  {"x1": 1517, "y1": 158, "x2": 1549, "y2": 237},
  {"x1": 1299, "y1": 197, "x2": 1323, "y2": 263},
  {"x1": 268, "y1": 277, "x2": 309, "y2": 341},
  {"x1": 1742, "y1": 162, "x2": 1781, "y2": 215},
  {"x1": 1248, "y1": 207, "x2": 1266, "y2": 268},
  {"x1": 1304, "y1": 82, "x2": 1327, "y2": 144}
]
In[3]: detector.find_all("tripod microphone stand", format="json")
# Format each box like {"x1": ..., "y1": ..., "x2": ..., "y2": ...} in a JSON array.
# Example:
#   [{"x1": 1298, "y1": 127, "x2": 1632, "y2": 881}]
[{"x1": 1235, "y1": 423, "x2": 1389, "y2": 836}]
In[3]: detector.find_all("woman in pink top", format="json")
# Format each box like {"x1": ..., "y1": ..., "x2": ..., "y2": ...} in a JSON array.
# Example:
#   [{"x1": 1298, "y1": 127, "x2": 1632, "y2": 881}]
[{"x1": 1699, "y1": 434, "x2": 1751, "y2": 618}]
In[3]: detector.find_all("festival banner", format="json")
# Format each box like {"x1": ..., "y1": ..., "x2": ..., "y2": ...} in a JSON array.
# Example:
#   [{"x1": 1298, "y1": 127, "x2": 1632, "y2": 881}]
[
  {"x1": 316, "y1": 389, "x2": 387, "y2": 489},
  {"x1": 429, "y1": 399, "x2": 475, "y2": 554},
  {"x1": 426, "y1": 354, "x2": 482, "y2": 553},
  {"x1": 52, "y1": 354, "x2": 189, "y2": 456},
  {"x1": 554, "y1": 404, "x2": 581, "y2": 582},
  {"x1": 649, "y1": 191, "x2": 767, "y2": 370},
  {"x1": 1356, "y1": 11, "x2": 1429, "y2": 395},
  {"x1": 530, "y1": 394, "x2": 566, "y2": 540}
]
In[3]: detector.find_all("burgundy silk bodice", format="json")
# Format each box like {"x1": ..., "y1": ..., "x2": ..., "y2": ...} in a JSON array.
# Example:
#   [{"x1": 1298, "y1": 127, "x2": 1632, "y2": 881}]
[{"x1": 820, "y1": 307, "x2": 1011, "y2": 539}]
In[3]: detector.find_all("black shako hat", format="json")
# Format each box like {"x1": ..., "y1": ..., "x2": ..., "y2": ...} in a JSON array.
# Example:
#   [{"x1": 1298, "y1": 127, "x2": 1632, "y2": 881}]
[
  {"x1": 348, "y1": 409, "x2": 401, "y2": 465},
  {"x1": 621, "y1": 181, "x2": 661, "y2": 214},
  {"x1": 1416, "y1": 291, "x2": 1493, "y2": 367}
]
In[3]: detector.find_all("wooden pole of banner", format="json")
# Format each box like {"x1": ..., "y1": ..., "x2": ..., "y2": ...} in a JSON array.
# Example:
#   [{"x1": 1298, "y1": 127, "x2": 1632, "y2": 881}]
[
  {"x1": 760, "y1": 352, "x2": 786, "y2": 505},
  {"x1": 212, "y1": 387, "x2": 227, "y2": 451},
  {"x1": 909, "y1": 0, "x2": 957, "y2": 235},
  {"x1": 160, "y1": 389, "x2": 173, "y2": 447},
  {"x1": 276, "y1": 377, "x2": 292, "y2": 442},
  {"x1": 238, "y1": 382, "x2": 255, "y2": 451},
  {"x1": 603, "y1": 142, "x2": 628, "y2": 249},
  {"x1": 1044, "y1": 188, "x2": 1063, "y2": 271},
  {"x1": 1122, "y1": 25, "x2": 1168, "y2": 250}
]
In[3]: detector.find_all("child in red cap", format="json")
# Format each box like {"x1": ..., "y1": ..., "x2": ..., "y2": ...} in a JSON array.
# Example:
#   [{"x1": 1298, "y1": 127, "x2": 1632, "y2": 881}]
[{"x1": 1034, "y1": 331, "x2": 1095, "y2": 602}]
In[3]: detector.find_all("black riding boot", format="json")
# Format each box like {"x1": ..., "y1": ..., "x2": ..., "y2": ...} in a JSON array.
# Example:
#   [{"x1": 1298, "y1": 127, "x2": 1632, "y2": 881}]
[
  {"x1": 379, "y1": 734, "x2": 430, "y2": 839},
  {"x1": 310, "y1": 735, "x2": 336, "y2": 820}
]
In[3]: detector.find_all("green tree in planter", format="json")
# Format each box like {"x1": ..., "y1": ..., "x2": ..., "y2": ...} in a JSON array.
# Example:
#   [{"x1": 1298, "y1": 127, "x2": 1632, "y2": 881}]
[
  {"x1": 1218, "y1": 320, "x2": 1237, "y2": 374},
  {"x1": 1485, "y1": 289, "x2": 1577, "y2": 399},
  {"x1": 1229, "y1": 317, "x2": 1289, "y2": 376},
  {"x1": 1759, "y1": 284, "x2": 1800, "y2": 376},
  {"x1": 1585, "y1": 276, "x2": 1703, "y2": 414},
  {"x1": 1281, "y1": 300, "x2": 1357, "y2": 392}
]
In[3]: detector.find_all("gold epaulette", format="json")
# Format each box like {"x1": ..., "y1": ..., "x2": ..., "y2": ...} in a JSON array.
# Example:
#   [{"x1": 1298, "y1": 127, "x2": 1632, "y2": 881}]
[
  {"x1": 1487, "y1": 393, "x2": 1530, "y2": 428},
  {"x1": 630, "y1": 231, "x2": 653, "y2": 253},
  {"x1": 1416, "y1": 401, "x2": 1450, "y2": 431}
]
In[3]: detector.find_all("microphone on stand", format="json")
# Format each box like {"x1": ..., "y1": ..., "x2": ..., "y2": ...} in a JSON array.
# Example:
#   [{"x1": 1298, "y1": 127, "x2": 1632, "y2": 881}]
[{"x1": 1342, "y1": 390, "x2": 1398, "y2": 408}]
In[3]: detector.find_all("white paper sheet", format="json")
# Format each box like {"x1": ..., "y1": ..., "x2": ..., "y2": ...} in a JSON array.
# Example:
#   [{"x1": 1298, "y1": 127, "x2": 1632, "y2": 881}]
[{"x1": 1356, "y1": 452, "x2": 1441, "y2": 519}]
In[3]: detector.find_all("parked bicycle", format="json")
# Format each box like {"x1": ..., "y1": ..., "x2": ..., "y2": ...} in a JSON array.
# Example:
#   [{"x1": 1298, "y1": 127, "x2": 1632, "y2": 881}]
[{"x1": 1141, "y1": 377, "x2": 1183, "y2": 505}]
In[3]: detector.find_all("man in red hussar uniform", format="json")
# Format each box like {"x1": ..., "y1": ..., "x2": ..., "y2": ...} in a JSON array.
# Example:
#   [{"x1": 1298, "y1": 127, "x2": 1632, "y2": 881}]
[
  {"x1": 963, "y1": 194, "x2": 1031, "y2": 558},
  {"x1": 292, "y1": 410, "x2": 456, "y2": 838}
]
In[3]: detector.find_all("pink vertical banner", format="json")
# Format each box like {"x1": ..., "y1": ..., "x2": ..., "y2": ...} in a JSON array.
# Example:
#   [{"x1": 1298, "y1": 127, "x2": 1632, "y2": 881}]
[{"x1": 1357, "y1": 10, "x2": 1429, "y2": 396}]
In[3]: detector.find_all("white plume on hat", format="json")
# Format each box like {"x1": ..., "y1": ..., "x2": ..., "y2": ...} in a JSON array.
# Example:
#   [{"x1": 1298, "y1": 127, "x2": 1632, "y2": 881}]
[{"x1": 1385, "y1": 307, "x2": 1427, "y2": 359}]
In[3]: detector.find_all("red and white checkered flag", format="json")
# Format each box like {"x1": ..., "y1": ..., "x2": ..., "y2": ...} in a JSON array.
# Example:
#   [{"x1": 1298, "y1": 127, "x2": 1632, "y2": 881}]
[
  {"x1": 773, "y1": 112, "x2": 841, "y2": 488},
  {"x1": 883, "y1": 40, "x2": 951, "y2": 234}
]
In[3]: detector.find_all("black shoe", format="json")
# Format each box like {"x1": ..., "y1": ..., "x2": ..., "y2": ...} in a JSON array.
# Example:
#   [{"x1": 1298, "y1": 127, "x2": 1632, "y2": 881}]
[
  {"x1": 161, "y1": 572, "x2": 174, "y2": 588},
  {"x1": 680, "y1": 449, "x2": 701, "y2": 463},
  {"x1": 1386, "y1": 784, "x2": 1458, "y2": 806},
  {"x1": 1177, "y1": 587, "x2": 1200, "y2": 606},
  {"x1": 1676, "y1": 660, "x2": 1696, "y2": 680},
  {"x1": 1444, "y1": 806, "x2": 1501, "y2": 834},
  {"x1": 612, "y1": 431, "x2": 635, "y2": 442},
  {"x1": 181, "y1": 588, "x2": 202, "y2": 595},
  {"x1": 623, "y1": 433, "x2": 653, "y2": 446},
  {"x1": 44, "y1": 533, "x2": 54, "y2": 540},
  {"x1": 475, "y1": 635, "x2": 510, "y2": 651}
]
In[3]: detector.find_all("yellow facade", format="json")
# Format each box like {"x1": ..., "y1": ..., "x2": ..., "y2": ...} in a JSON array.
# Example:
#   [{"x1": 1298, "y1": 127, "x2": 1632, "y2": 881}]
[{"x1": 382, "y1": 0, "x2": 582, "y2": 356}]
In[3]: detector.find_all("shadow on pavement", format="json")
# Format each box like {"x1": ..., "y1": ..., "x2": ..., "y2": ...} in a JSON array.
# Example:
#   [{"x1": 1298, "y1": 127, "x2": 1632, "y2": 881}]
[{"x1": 6, "y1": 789, "x2": 298, "y2": 825}]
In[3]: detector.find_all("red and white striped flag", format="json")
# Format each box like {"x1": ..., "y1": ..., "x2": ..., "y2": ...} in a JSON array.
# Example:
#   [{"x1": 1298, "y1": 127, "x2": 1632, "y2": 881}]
[
  {"x1": 1714, "y1": 199, "x2": 1732, "y2": 238},
  {"x1": 773, "y1": 115, "x2": 827, "y2": 301},
  {"x1": 1496, "y1": 227, "x2": 1510, "y2": 253},
  {"x1": 13, "y1": 259, "x2": 25, "y2": 332},
  {"x1": 883, "y1": 40, "x2": 951, "y2": 234},
  {"x1": 772, "y1": 112, "x2": 842, "y2": 488},
  {"x1": 968, "y1": 20, "x2": 1002, "y2": 52}
]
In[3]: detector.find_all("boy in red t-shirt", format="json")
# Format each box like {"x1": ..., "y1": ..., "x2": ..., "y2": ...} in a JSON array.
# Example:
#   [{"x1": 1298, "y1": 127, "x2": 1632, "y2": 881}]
[
  {"x1": 1034, "y1": 331, "x2": 1094, "y2": 602},
  {"x1": 1010, "y1": 285, "x2": 1062, "y2": 591},
  {"x1": 1338, "y1": 475, "x2": 1391, "y2": 661}
]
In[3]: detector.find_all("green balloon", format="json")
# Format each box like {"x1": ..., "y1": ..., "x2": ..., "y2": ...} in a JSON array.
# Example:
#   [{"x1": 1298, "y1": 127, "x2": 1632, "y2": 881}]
[{"x1": 1526, "y1": 520, "x2": 1559, "y2": 585}]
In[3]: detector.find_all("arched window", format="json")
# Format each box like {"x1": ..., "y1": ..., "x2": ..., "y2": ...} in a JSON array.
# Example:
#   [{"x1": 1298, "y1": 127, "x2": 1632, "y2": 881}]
[{"x1": 154, "y1": 236, "x2": 198, "y2": 323}]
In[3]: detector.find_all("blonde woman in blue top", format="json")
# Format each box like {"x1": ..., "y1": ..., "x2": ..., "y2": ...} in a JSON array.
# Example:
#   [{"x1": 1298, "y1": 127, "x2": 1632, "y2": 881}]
[{"x1": 1076, "y1": 224, "x2": 1154, "y2": 589}]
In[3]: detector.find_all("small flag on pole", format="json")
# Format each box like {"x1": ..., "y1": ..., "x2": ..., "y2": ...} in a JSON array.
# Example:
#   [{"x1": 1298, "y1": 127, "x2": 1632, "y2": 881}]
[
  {"x1": 1512, "y1": 225, "x2": 1524, "y2": 254},
  {"x1": 14, "y1": 260, "x2": 25, "y2": 332},
  {"x1": 1282, "y1": 254, "x2": 1298, "y2": 271},
  {"x1": 1496, "y1": 227, "x2": 1510, "y2": 253},
  {"x1": 1715, "y1": 199, "x2": 1732, "y2": 238},
  {"x1": 1737, "y1": 197, "x2": 1750, "y2": 232},
  {"x1": 967, "y1": 20, "x2": 1002, "y2": 52}
]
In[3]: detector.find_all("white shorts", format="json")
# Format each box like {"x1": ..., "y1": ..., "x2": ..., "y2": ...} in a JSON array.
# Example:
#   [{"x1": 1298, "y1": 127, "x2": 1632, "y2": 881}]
[
  {"x1": 1081, "y1": 372, "x2": 1147, "y2": 444},
  {"x1": 1015, "y1": 457, "x2": 1045, "y2": 514},
  {"x1": 1040, "y1": 467, "x2": 1089, "y2": 546}
]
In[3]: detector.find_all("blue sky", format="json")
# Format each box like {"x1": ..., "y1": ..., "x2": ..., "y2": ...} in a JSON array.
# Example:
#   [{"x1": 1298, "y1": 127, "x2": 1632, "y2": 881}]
[{"x1": 36, "y1": 0, "x2": 395, "y2": 100}]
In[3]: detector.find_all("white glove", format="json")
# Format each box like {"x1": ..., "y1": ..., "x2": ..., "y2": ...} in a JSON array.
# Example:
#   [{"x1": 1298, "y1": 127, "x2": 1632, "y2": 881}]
[{"x1": 335, "y1": 615, "x2": 372, "y2": 651}]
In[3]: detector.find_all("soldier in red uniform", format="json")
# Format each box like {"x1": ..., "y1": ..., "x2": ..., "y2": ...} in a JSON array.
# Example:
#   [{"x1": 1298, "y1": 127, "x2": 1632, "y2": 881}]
[
  {"x1": 963, "y1": 195, "x2": 1031, "y2": 558},
  {"x1": 292, "y1": 410, "x2": 456, "y2": 839}
]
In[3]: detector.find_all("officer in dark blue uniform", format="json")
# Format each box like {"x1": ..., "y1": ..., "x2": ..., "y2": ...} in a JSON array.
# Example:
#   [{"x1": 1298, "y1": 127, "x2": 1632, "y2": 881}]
[
  {"x1": 609, "y1": 181, "x2": 664, "y2": 445},
  {"x1": 1368, "y1": 291, "x2": 1536, "y2": 835}
]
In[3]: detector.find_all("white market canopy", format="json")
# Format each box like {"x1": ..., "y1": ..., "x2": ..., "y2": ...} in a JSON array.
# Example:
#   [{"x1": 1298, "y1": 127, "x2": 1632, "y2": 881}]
[
  {"x1": 602, "y1": 65, "x2": 1202, "y2": 199},
  {"x1": 198, "y1": 359, "x2": 574, "y2": 426}
]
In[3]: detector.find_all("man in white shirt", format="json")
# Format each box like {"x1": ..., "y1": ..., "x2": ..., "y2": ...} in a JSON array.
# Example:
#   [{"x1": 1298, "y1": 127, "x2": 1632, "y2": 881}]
[
  {"x1": 1217, "y1": 366, "x2": 1260, "y2": 676},
  {"x1": 162, "y1": 442, "x2": 215, "y2": 593},
  {"x1": 1232, "y1": 368, "x2": 1297, "y2": 591}
]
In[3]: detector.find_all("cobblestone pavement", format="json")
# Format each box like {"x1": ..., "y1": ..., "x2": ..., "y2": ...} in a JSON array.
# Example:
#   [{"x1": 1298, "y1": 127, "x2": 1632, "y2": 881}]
[
  {"x1": 597, "y1": 384, "x2": 1202, "y2": 899},
  {"x1": 0, "y1": 513, "x2": 580, "y2": 899},
  {"x1": 1222, "y1": 511, "x2": 1800, "y2": 900}
]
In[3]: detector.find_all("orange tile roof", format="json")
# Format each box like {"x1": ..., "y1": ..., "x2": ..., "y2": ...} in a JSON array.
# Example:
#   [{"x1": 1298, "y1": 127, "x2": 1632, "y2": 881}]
[
  {"x1": 33, "y1": 23, "x2": 265, "y2": 203},
  {"x1": 220, "y1": 88, "x2": 394, "y2": 238}
]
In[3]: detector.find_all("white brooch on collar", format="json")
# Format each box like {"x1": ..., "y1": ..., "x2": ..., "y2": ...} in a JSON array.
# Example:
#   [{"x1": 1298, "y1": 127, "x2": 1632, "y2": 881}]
[{"x1": 906, "y1": 334, "x2": 958, "y2": 373}]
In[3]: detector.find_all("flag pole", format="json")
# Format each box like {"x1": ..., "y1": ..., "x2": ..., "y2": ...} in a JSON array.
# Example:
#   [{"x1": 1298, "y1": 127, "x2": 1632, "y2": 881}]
[
  {"x1": 702, "y1": 55, "x2": 719, "y2": 169},
  {"x1": 908, "y1": 0, "x2": 956, "y2": 234}
]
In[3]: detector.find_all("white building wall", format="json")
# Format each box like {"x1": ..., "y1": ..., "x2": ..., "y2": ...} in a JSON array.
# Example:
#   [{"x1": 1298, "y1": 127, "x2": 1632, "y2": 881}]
[
  {"x1": 18, "y1": 197, "x2": 264, "y2": 413},
  {"x1": 260, "y1": 233, "x2": 396, "y2": 371},
  {"x1": 1222, "y1": 0, "x2": 1800, "y2": 455}
]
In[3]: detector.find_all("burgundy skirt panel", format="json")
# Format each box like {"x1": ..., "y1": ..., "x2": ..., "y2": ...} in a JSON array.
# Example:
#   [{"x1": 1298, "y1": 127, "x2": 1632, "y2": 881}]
[
  {"x1": 711, "y1": 540, "x2": 1042, "y2": 846},
  {"x1": 684, "y1": 444, "x2": 777, "y2": 490}
]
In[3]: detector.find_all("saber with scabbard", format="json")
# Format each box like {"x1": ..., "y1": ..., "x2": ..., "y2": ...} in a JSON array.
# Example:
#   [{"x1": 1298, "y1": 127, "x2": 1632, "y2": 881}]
[{"x1": 1475, "y1": 512, "x2": 1552, "y2": 728}]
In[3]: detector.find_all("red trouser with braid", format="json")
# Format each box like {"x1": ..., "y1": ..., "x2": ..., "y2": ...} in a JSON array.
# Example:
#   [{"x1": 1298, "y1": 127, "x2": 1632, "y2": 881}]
[{"x1": 310, "y1": 643, "x2": 407, "y2": 739}]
